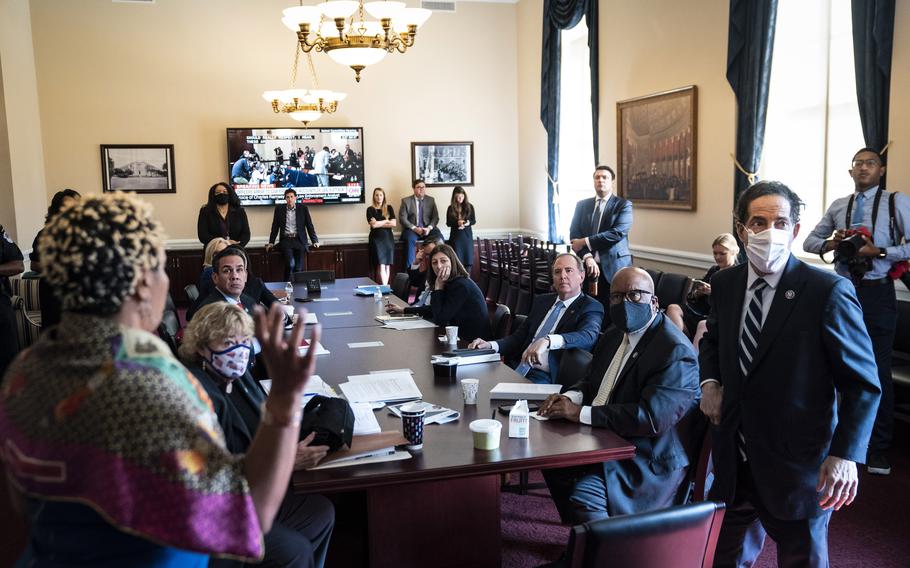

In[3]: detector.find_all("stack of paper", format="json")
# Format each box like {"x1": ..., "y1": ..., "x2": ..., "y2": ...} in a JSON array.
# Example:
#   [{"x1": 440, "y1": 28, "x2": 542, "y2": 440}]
[
  {"x1": 310, "y1": 431, "x2": 412, "y2": 470},
  {"x1": 351, "y1": 402, "x2": 382, "y2": 435},
  {"x1": 430, "y1": 353, "x2": 500, "y2": 366},
  {"x1": 388, "y1": 401, "x2": 460, "y2": 425},
  {"x1": 298, "y1": 338, "x2": 330, "y2": 356},
  {"x1": 382, "y1": 318, "x2": 437, "y2": 330},
  {"x1": 489, "y1": 382, "x2": 562, "y2": 400},
  {"x1": 338, "y1": 371, "x2": 422, "y2": 404},
  {"x1": 282, "y1": 305, "x2": 319, "y2": 324},
  {"x1": 260, "y1": 375, "x2": 338, "y2": 401}
]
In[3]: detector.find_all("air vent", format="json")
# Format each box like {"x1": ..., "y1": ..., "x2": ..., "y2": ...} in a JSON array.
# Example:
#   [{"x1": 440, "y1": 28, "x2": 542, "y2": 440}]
[
  {"x1": 112, "y1": 0, "x2": 155, "y2": 4},
  {"x1": 421, "y1": 1, "x2": 455, "y2": 12}
]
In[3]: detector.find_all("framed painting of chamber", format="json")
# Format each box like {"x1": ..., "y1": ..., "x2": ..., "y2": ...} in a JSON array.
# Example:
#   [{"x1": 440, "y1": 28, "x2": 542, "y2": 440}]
[
  {"x1": 616, "y1": 85, "x2": 697, "y2": 210},
  {"x1": 100, "y1": 144, "x2": 176, "y2": 194},
  {"x1": 411, "y1": 141, "x2": 474, "y2": 187}
]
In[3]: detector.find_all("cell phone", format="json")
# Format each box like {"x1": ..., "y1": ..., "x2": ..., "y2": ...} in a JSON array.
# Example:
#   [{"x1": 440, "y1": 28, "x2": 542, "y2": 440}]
[
  {"x1": 498, "y1": 403, "x2": 540, "y2": 416},
  {"x1": 306, "y1": 279, "x2": 322, "y2": 294},
  {"x1": 692, "y1": 279, "x2": 709, "y2": 287}
]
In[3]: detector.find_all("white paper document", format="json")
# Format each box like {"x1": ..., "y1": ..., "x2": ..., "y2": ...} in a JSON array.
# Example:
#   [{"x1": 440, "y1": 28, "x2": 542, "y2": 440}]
[
  {"x1": 382, "y1": 318, "x2": 437, "y2": 330},
  {"x1": 339, "y1": 371, "x2": 422, "y2": 403},
  {"x1": 489, "y1": 382, "x2": 562, "y2": 400},
  {"x1": 282, "y1": 306, "x2": 319, "y2": 324},
  {"x1": 324, "y1": 311, "x2": 354, "y2": 317},
  {"x1": 348, "y1": 341, "x2": 384, "y2": 349},
  {"x1": 298, "y1": 339, "x2": 330, "y2": 356},
  {"x1": 351, "y1": 402, "x2": 382, "y2": 435},
  {"x1": 369, "y1": 368, "x2": 414, "y2": 375},
  {"x1": 310, "y1": 450, "x2": 411, "y2": 470},
  {"x1": 430, "y1": 353, "x2": 500, "y2": 366},
  {"x1": 311, "y1": 297, "x2": 340, "y2": 302},
  {"x1": 260, "y1": 375, "x2": 337, "y2": 400}
]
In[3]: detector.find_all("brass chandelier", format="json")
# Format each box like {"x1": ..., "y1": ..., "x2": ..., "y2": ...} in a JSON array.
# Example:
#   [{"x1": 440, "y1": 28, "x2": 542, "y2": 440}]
[
  {"x1": 262, "y1": 46, "x2": 346, "y2": 126},
  {"x1": 282, "y1": 1, "x2": 432, "y2": 82}
]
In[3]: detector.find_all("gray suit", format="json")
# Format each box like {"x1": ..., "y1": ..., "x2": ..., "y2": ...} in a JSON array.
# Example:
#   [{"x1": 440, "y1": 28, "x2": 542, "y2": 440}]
[{"x1": 399, "y1": 194, "x2": 442, "y2": 265}]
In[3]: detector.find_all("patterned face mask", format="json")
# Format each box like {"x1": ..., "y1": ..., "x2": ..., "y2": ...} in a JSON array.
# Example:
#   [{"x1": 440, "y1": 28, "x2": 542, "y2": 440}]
[{"x1": 208, "y1": 342, "x2": 252, "y2": 379}]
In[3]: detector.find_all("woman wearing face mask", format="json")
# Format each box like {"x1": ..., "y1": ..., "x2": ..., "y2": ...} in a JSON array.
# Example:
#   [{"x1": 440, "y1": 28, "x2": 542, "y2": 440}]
[
  {"x1": 666, "y1": 233, "x2": 740, "y2": 337},
  {"x1": 180, "y1": 303, "x2": 334, "y2": 568},
  {"x1": 197, "y1": 182, "x2": 251, "y2": 248}
]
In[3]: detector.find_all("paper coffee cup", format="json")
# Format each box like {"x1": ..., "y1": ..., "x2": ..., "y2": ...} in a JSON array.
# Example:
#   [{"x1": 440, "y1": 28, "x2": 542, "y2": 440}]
[
  {"x1": 461, "y1": 378, "x2": 479, "y2": 405},
  {"x1": 445, "y1": 326, "x2": 458, "y2": 344},
  {"x1": 469, "y1": 419, "x2": 502, "y2": 450},
  {"x1": 400, "y1": 403, "x2": 426, "y2": 450}
]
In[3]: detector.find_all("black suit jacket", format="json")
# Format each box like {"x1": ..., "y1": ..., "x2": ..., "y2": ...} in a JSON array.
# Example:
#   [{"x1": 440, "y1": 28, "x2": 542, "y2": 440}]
[
  {"x1": 699, "y1": 255, "x2": 881, "y2": 520},
  {"x1": 186, "y1": 288, "x2": 257, "y2": 322},
  {"x1": 188, "y1": 366, "x2": 266, "y2": 454},
  {"x1": 569, "y1": 195, "x2": 633, "y2": 283},
  {"x1": 566, "y1": 313, "x2": 700, "y2": 516},
  {"x1": 496, "y1": 293, "x2": 604, "y2": 382},
  {"x1": 268, "y1": 204, "x2": 319, "y2": 250},
  {"x1": 429, "y1": 276, "x2": 491, "y2": 340},
  {"x1": 196, "y1": 206, "x2": 251, "y2": 248}
]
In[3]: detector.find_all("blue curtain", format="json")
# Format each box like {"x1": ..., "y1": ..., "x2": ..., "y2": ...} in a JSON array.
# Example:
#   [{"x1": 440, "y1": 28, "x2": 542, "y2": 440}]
[
  {"x1": 540, "y1": 0, "x2": 599, "y2": 242},
  {"x1": 851, "y1": 0, "x2": 895, "y2": 154},
  {"x1": 726, "y1": 0, "x2": 778, "y2": 210}
]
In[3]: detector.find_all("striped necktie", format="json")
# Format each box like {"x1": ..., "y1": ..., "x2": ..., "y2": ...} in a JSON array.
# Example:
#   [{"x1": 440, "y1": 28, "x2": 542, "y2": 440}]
[
  {"x1": 738, "y1": 278, "x2": 768, "y2": 377},
  {"x1": 592, "y1": 335, "x2": 630, "y2": 406},
  {"x1": 514, "y1": 301, "x2": 565, "y2": 376}
]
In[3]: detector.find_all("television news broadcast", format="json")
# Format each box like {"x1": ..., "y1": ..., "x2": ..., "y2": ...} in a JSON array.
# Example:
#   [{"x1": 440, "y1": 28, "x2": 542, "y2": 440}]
[{"x1": 226, "y1": 127, "x2": 365, "y2": 205}]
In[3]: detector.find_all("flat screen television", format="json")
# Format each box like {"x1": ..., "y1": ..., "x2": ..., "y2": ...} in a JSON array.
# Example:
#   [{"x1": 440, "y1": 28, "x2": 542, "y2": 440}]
[{"x1": 226, "y1": 127, "x2": 365, "y2": 206}]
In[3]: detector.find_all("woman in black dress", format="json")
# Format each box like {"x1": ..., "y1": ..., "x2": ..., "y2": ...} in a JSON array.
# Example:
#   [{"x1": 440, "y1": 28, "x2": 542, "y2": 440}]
[
  {"x1": 366, "y1": 187, "x2": 397, "y2": 285},
  {"x1": 446, "y1": 186, "x2": 476, "y2": 271},
  {"x1": 196, "y1": 182, "x2": 251, "y2": 248}
]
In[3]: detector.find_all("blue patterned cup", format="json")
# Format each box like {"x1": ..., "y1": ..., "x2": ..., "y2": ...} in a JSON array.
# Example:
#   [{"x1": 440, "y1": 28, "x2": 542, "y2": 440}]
[{"x1": 400, "y1": 403, "x2": 426, "y2": 450}]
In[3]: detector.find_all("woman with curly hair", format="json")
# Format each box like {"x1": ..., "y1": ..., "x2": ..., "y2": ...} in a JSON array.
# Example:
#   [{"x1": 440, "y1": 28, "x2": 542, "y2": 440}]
[{"x1": 0, "y1": 193, "x2": 320, "y2": 566}]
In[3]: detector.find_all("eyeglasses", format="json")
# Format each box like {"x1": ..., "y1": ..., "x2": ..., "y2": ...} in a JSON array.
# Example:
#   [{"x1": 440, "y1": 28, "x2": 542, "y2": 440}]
[
  {"x1": 852, "y1": 159, "x2": 881, "y2": 168},
  {"x1": 608, "y1": 289, "x2": 653, "y2": 305}
]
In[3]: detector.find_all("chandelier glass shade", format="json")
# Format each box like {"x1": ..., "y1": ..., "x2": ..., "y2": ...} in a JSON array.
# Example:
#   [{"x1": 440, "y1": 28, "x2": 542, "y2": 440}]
[
  {"x1": 282, "y1": 1, "x2": 431, "y2": 82},
  {"x1": 262, "y1": 49, "x2": 346, "y2": 126}
]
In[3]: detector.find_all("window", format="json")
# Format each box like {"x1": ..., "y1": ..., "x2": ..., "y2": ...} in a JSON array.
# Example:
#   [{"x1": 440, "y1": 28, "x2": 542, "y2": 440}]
[
  {"x1": 758, "y1": 0, "x2": 863, "y2": 253},
  {"x1": 555, "y1": 22, "x2": 595, "y2": 242}
]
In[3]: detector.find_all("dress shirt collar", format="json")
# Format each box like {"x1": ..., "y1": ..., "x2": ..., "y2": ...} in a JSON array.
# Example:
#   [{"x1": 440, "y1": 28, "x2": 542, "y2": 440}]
[
  {"x1": 746, "y1": 259, "x2": 786, "y2": 291},
  {"x1": 555, "y1": 291, "x2": 582, "y2": 309},
  {"x1": 854, "y1": 184, "x2": 880, "y2": 198},
  {"x1": 219, "y1": 289, "x2": 242, "y2": 304}
]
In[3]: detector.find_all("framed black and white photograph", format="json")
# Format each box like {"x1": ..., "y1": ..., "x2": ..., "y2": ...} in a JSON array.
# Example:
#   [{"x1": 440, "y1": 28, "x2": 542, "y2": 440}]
[
  {"x1": 100, "y1": 144, "x2": 176, "y2": 194},
  {"x1": 411, "y1": 141, "x2": 474, "y2": 187}
]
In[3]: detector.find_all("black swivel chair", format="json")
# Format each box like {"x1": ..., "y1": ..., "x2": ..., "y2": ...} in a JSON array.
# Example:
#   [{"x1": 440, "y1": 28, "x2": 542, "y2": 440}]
[
  {"x1": 391, "y1": 272, "x2": 411, "y2": 302},
  {"x1": 158, "y1": 292, "x2": 181, "y2": 356},
  {"x1": 654, "y1": 272, "x2": 691, "y2": 310},
  {"x1": 489, "y1": 302, "x2": 511, "y2": 340},
  {"x1": 564, "y1": 501, "x2": 726, "y2": 568},
  {"x1": 184, "y1": 284, "x2": 199, "y2": 304}
]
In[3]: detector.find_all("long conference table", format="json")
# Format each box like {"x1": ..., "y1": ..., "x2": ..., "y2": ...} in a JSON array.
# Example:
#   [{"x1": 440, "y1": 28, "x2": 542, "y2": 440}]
[{"x1": 266, "y1": 278, "x2": 635, "y2": 568}]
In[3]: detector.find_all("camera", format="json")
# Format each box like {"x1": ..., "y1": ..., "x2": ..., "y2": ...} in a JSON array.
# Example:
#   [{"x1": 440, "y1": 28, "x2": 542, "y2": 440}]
[{"x1": 835, "y1": 229, "x2": 872, "y2": 279}]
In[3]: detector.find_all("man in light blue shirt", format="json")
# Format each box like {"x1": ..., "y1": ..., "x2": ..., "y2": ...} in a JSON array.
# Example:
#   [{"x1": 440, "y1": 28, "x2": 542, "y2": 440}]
[{"x1": 803, "y1": 147, "x2": 910, "y2": 476}]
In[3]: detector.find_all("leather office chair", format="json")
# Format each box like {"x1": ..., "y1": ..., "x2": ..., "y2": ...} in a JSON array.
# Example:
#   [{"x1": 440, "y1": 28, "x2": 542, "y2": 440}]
[
  {"x1": 292, "y1": 270, "x2": 336, "y2": 284},
  {"x1": 158, "y1": 293, "x2": 180, "y2": 356},
  {"x1": 489, "y1": 302, "x2": 511, "y2": 340},
  {"x1": 654, "y1": 272, "x2": 691, "y2": 310},
  {"x1": 564, "y1": 501, "x2": 726, "y2": 568},
  {"x1": 673, "y1": 405, "x2": 711, "y2": 505},
  {"x1": 556, "y1": 347, "x2": 594, "y2": 389},
  {"x1": 644, "y1": 268, "x2": 664, "y2": 290},
  {"x1": 391, "y1": 272, "x2": 411, "y2": 302},
  {"x1": 510, "y1": 314, "x2": 527, "y2": 336},
  {"x1": 184, "y1": 284, "x2": 199, "y2": 304}
]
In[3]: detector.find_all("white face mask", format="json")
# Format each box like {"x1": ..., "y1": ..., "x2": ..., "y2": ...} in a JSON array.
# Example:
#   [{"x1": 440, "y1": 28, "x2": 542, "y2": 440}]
[
  {"x1": 208, "y1": 342, "x2": 252, "y2": 380},
  {"x1": 744, "y1": 227, "x2": 792, "y2": 274}
]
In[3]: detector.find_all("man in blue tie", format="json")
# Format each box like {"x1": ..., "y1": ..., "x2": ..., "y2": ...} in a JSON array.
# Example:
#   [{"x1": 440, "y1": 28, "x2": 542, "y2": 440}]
[
  {"x1": 467, "y1": 253, "x2": 603, "y2": 384},
  {"x1": 803, "y1": 147, "x2": 910, "y2": 476},
  {"x1": 702, "y1": 181, "x2": 881, "y2": 567},
  {"x1": 536, "y1": 266, "x2": 699, "y2": 527}
]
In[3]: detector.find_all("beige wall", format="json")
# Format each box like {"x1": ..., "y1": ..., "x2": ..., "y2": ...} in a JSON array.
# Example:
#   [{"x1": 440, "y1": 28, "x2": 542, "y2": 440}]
[
  {"x1": 0, "y1": 0, "x2": 48, "y2": 244},
  {"x1": 27, "y1": 0, "x2": 520, "y2": 246},
  {"x1": 517, "y1": 0, "x2": 910, "y2": 263}
]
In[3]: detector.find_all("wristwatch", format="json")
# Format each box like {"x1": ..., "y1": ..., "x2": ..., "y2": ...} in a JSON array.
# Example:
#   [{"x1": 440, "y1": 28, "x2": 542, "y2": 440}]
[{"x1": 877, "y1": 247, "x2": 888, "y2": 259}]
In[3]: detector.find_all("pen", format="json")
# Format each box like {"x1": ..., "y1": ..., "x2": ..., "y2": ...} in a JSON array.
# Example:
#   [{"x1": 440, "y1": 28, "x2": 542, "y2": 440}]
[{"x1": 491, "y1": 409, "x2": 496, "y2": 420}]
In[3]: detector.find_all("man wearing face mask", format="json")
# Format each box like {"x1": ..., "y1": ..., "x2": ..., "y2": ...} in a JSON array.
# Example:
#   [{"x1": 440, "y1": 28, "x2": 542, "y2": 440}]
[
  {"x1": 802, "y1": 148, "x2": 909, "y2": 476},
  {"x1": 700, "y1": 181, "x2": 881, "y2": 568},
  {"x1": 537, "y1": 267, "x2": 700, "y2": 526}
]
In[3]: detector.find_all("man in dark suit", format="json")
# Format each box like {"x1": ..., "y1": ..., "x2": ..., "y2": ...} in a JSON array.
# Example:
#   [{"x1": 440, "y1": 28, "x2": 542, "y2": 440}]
[
  {"x1": 537, "y1": 266, "x2": 700, "y2": 524},
  {"x1": 187, "y1": 247, "x2": 258, "y2": 321},
  {"x1": 699, "y1": 181, "x2": 881, "y2": 567},
  {"x1": 569, "y1": 165, "x2": 633, "y2": 310},
  {"x1": 266, "y1": 188, "x2": 320, "y2": 280},
  {"x1": 468, "y1": 253, "x2": 604, "y2": 384},
  {"x1": 399, "y1": 179, "x2": 443, "y2": 266}
]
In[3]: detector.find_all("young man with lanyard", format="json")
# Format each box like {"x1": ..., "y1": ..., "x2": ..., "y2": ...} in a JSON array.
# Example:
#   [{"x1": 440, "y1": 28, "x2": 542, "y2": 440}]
[{"x1": 803, "y1": 147, "x2": 910, "y2": 476}]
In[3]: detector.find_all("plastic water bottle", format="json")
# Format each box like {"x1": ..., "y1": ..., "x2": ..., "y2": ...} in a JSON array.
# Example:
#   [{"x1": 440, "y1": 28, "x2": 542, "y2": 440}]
[
  {"x1": 285, "y1": 281, "x2": 294, "y2": 304},
  {"x1": 374, "y1": 290, "x2": 383, "y2": 315}
]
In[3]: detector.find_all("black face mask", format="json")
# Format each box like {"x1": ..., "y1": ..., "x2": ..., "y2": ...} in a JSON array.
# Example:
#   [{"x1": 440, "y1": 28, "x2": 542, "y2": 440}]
[
  {"x1": 609, "y1": 300, "x2": 654, "y2": 334},
  {"x1": 214, "y1": 193, "x2": 230, "y2": 205}
]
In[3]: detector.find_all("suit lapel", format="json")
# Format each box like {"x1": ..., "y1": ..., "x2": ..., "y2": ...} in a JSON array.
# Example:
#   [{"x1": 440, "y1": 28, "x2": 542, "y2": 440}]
[
  {"x1": 749, "y1": 256, "x2": 804, "y2": 373},
  {"x1": 554, "y1": 295, "x2": 580, "y2": 334},
  {"x1": 726, "y1": 264, "x2": 749, "y2": 380}
]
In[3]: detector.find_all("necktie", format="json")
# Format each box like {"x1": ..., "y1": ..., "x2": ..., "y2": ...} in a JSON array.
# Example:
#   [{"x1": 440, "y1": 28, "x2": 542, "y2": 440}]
[
  {"x1": 591, "y1": 199, "x2": 604, "y2": 230},
  {"x1": 592, "y1": 335, "x2": 630, "y2": 406},
  {"x1": 514, "y1": 301, "x2": 565, "y2": 376},
  {"x1": 738, "y1": 279, "x2": 768, "y2": 377},
  {"x1": 851, "y1": 192, "x2": 866, "y2": 227},
  {"x1": 417, "y1": 199, "x2": 424, "y2": 228}
]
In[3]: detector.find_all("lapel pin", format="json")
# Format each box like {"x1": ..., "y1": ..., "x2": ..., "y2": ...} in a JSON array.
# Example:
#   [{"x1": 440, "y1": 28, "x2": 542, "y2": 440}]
[
  {"x1": 632, "y1": 352, "x2": 639, "y2": 359},
  {"x1": 785, "y1": 290, "x2": 795, "y2": 300}
]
